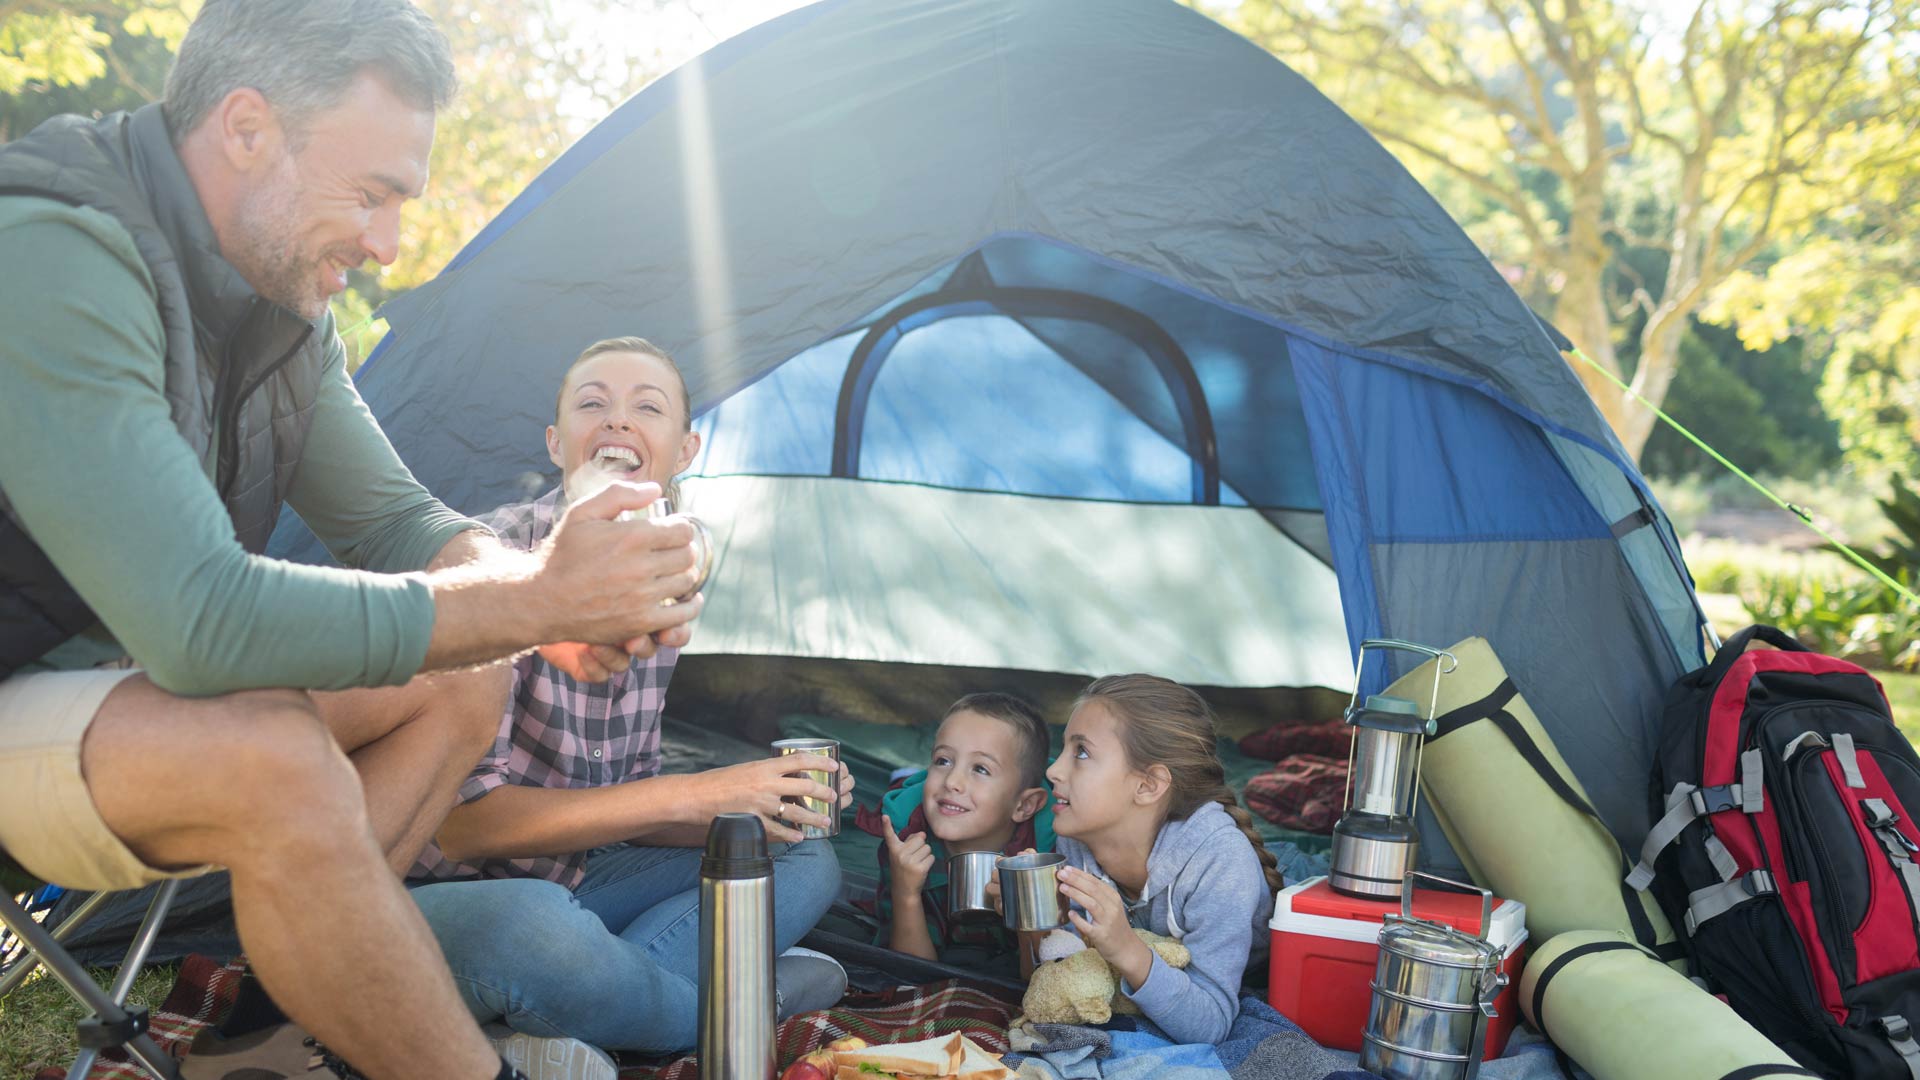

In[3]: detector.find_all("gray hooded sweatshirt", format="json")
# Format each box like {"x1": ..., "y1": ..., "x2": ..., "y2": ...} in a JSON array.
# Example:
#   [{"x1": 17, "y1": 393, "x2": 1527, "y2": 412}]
[{"x1": 1056, "y1": 800, "x2": 1276, "y2": 1044}]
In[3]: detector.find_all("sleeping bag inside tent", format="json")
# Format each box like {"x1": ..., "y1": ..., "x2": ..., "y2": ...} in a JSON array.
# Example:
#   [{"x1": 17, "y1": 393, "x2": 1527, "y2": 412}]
[{"x1": 270, "y1": 0, "x2": 1707, "y2": 883}]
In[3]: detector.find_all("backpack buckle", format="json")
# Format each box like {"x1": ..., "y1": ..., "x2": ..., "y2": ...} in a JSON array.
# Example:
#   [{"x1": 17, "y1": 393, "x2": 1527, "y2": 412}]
[
  {"x1": 1887, "y1": 1017, "x2": 1915, "y2": 1043},
  {"x1": 1691, "y1": 785, "x2": 1742, "y2": 816}
]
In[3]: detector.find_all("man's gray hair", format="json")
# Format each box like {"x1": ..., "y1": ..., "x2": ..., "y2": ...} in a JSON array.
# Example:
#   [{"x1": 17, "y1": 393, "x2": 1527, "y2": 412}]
[{"x1": 163, "y1": 0, "x2": 456, "y2": 143}]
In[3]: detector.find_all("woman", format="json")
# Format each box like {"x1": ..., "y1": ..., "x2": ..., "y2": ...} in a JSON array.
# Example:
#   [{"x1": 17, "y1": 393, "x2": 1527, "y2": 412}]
[{"x1": 408, "y1": 337, "x2": 851, "y2": 1072}]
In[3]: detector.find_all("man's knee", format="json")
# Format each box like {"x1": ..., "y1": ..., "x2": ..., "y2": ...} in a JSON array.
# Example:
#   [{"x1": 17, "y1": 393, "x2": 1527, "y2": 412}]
[
  {"x1": 215, "y1": 690, "x2": 366, "y2": 832},
  {"x1": 422, "y1": 663, "x2": 510, "y2": 759}
]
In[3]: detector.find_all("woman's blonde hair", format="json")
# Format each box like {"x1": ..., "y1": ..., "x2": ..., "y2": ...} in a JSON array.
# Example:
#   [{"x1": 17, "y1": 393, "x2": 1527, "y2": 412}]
[
  {"x1": 1075, "y1": 674, "x2": 1285, "y2": 894},
  {"x1": 555, "y1": 336, "x2": 693, "y2": 503}
]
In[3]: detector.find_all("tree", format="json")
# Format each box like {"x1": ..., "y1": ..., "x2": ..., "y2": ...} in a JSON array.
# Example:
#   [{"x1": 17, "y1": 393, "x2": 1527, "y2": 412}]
[
  {"x1": 0, "y1": 1, "x2": 194, "y2": 141},
  {"x1": 1223, "y1": 0, "x2": 1920, "y2": 461}
]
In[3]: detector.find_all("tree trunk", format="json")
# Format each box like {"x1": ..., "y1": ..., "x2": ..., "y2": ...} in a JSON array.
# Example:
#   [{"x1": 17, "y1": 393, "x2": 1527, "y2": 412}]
[
  {"x1": 1620, "y1": 310, "x2": 1689, "y2": 460},
  {"x1": 1554, "y1": 258, "x2": 1632, "y2": 446}
]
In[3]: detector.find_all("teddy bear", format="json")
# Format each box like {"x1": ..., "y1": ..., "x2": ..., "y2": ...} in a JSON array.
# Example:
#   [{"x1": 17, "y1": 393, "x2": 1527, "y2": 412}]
[{"x1": 1015, "y1": 927, "x2": 1192, "y2": 1026}]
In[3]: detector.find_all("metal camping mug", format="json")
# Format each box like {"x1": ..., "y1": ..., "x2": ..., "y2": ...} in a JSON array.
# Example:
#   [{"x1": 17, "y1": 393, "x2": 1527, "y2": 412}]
[
  {"x1": 997, "y1": 852, "x2": 1069, "y2": 932},
  {"x1": 948, "y1": 851, "x2": 1000, "y2": 919},
  {"x1": 647, "y1": 495, "x2": 713, "y2": 605},
  {"x1": 770, "y1": 738, "x2": 841, "y2": 839}
]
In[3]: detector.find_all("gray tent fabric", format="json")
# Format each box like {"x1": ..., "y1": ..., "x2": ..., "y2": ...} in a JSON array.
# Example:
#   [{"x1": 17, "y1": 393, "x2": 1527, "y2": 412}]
[{"x1": 260, "y1": 0, "x2": 1708, "y2": 879}]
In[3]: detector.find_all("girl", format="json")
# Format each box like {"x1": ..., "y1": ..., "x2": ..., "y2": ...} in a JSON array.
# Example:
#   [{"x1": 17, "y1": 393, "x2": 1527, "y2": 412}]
[{"x1": 1045, "y1": 674, "x2": 1283, "y2": 1045}]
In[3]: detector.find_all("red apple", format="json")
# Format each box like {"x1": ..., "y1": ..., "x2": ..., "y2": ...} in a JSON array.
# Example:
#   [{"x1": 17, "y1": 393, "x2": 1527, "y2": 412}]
[{"x1": 777, "y1": 1060, "x2": 829, "y2": 1080}]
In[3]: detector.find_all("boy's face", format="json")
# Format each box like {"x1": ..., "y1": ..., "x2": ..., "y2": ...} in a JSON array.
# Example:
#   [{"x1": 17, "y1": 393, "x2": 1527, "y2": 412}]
[
  {"x1": 923, "y1": 709, "x2": 1045, "y2": 848},
  {"x1": 548, "y1": 350, "x2": 700, "y2": 500}
]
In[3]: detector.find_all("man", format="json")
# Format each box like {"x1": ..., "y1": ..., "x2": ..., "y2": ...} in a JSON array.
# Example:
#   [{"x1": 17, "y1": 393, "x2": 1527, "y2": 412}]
[{"x1": 0, "y1": 2, "x2": 706, "y2": 1078}]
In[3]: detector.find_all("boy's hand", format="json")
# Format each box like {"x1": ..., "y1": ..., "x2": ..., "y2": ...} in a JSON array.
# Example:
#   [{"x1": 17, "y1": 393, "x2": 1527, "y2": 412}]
[
  {"x1": 983, "y1": 847, "x2": 1035, "y2": 916},
  {"x1": 882, "y1": 817, "x2": 936, "y2": 895}
]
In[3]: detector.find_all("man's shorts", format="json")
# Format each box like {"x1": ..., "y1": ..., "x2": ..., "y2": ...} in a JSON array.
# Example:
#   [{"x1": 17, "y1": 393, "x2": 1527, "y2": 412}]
[{"x1": 0, "y1": 668, "x2": 209, "y2": 891}]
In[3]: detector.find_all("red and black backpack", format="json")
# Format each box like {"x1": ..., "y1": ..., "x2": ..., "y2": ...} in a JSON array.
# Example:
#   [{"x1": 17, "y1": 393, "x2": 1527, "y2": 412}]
[{"x1": 1633, "y1": 624, "x2": 1920, "y2": 1078}]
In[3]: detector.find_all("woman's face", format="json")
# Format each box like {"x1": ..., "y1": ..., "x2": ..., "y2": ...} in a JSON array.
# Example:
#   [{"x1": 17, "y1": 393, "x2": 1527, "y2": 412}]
[{"x1": 548, "y1": 350, "x2": 700, "y2": 499}]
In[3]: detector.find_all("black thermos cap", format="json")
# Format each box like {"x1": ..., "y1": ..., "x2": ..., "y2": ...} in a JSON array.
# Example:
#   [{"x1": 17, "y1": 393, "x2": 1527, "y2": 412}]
[{"x1": 702, "y1": 812, "x2": 773, "y2": 879}]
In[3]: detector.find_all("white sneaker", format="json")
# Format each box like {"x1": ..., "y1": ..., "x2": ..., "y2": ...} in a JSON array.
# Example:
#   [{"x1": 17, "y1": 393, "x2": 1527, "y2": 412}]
[
  {"x1": 775, "y1": 945, "x2": 849, "y2": 1020},
  {"x1": 485, "y1": 1025, "x2": 618, "y2": 1080}
]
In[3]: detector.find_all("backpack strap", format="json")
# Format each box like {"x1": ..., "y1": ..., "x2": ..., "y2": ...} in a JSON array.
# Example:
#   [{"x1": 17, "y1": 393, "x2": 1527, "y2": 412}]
[
  {"x1": 1833, "y1": 733, "x2": 1867, "y2": 789},
  {"x1": 1627, "y1": 780, "x2": 1755, "y2": 891},
  {"x1": 1879, "y1": 1016, "x2": 1920, "y2": 1080},
  {"x1": 1683, "y1": 871, "x2": 1777, "y2": 936},
  {"x1": 1862, "y1": 799, "x2": 1920, "y2": 926},
  {"x1": 1714, "y1": 1067, "x2": 1820, "y2": 1080}
]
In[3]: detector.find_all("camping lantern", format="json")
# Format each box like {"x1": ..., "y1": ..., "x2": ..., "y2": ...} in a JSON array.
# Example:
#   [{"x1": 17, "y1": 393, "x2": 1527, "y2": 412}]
[{"x1": 1329, "y1": 640, "x2": 1455, "y2": 900}]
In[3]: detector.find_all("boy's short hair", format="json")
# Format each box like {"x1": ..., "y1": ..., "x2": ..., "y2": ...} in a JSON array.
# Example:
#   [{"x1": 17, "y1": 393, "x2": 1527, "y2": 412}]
[{"x1": 944, "y1": 692, "x2": 1050, "y2": 790}]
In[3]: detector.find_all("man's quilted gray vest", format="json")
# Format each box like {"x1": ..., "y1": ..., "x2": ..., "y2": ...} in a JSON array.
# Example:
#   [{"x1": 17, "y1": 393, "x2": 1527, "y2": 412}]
[{"x1": 0, "y1": 103, "x2": 330, "y2": 678}]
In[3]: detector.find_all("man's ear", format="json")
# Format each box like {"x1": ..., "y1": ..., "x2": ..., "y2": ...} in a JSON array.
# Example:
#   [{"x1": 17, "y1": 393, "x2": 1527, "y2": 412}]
[
  {"x1": 212, "y1": 87, "x2": 285, "y2": 173},
  {"x1": 1134, "y1": 763, "x2": 1172, "y2": 807},
  {"x1": 1012, "y1": 786, "x2": 1048, "y2": 823},
  {"x1": 545, "y1": 425, "x2": 563, "y2": 469}
]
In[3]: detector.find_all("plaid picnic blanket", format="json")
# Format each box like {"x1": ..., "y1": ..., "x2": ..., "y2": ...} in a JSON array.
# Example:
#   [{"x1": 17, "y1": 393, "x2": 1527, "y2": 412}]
[
  {"x1": 67, "y1": 958, "x2": 1014, "y2": 1080},
  {"x1": 68, "y1": 953, "x2": 247, "y2": 1080},
  {"x1": 619, "y1": 979, "x2": 1019, "y2": 1079}
]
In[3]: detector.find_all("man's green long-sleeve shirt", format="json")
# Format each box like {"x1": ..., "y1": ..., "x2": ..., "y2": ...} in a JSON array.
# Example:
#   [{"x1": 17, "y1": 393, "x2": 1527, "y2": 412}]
[{"x1": 0, "y1": 196, "x2": 484, "y2": 696}]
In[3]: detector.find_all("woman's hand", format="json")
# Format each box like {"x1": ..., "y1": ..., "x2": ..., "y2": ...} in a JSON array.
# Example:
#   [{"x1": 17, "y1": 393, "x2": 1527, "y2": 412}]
[
  {"x1": 1058, "y1": 866, "x2": 1153, "y2": 988},
  {"x1": 683, "y1": 754, "x2": 842, "y2": 844},
  {"x1": 881, "y1": 817, "x2": 937, "y2": 896}
]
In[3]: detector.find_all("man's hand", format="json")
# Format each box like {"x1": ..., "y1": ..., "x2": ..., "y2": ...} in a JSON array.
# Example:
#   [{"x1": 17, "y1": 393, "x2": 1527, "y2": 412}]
[
  {"x1": 882, "y1": 817, "x2": 937, "y2": 897},
  {"x1": 533, "y1": 481, "x2": 704, "y2": 651}
]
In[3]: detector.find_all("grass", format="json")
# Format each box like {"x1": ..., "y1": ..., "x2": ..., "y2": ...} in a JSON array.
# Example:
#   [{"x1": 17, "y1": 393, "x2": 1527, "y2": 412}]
[
  {"x1": 0, "y1": 959, "x2": 176, "y2": 1079},
  {"x1": 1889, "y1": 671, "x2": 1920, "y2": 746}
]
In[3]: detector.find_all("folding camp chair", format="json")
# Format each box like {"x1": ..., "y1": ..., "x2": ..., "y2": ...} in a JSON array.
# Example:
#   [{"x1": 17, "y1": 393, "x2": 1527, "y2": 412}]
[{"x1": 1, "y1": 851, "x2": 183, "y2": 1080}]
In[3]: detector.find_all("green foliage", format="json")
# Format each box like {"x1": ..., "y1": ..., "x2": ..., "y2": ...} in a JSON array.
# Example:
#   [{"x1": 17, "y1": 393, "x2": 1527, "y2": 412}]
[
  {"x1": 1833, "y1": 475, "x2": 1920, "y2": 584},
  {"x1": 1739, "y1": 570, "x2": 1887, "y2": 658},
  {"x1": 1641, "y1": 323, "x2": 1842, "y2": 480}
]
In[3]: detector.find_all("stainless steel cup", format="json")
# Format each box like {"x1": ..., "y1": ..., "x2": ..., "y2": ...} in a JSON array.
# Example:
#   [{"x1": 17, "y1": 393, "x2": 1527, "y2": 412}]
[
  {"x1": 948, "y1": 851, "x2": 1000, "y2": 919},
  {"x1": 770, "y1": 737, "x2": 840, "y2": 839},
  {"x1": 997, "y1": 852, "x2": 1068, "y2": 931},
  {"x1": 647, "y1": 495, "x2": 714, "y2": 605}
]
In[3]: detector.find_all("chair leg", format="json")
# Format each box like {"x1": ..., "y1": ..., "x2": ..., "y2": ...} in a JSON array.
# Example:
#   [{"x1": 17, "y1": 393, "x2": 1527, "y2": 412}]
[
  {"x1": 0, "y1": 882, "x2": 183, "y2": 1080},
  {"x1": 0, "y1": 889, "x2": 113, "y2": 997}
]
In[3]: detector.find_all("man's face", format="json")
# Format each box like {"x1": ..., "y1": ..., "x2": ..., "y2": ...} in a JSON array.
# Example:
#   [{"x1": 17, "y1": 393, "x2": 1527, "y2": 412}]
[{"x1": 227, "y1": 72, "x2": 434, "y2": 319}]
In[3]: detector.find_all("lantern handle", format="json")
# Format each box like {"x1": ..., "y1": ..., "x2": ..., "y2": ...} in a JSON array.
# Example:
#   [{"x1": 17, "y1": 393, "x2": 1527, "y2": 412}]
[{"x1": 1402, "y1": 870, "x2": 1495, "y2": 939}]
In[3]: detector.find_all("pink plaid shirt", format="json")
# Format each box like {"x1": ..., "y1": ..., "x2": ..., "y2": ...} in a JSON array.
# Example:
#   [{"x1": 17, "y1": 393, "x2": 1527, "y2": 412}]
[{"x1": 408, "y1": 485, "x2": 678, "y2": 889}]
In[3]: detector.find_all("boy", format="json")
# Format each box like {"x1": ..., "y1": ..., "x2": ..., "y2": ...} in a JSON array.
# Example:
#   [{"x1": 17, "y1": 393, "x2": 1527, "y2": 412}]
[{"x1": 875, "y1": 693, "x2": 1054, "y2": 974}]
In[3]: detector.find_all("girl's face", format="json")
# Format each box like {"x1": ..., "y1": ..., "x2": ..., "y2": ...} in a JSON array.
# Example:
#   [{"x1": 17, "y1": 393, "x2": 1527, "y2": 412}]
[
  {"x1": 548, "y1": 349, "x2": 700, "y2": 500},
  {"x1": 1045, "y1": 699, "x2": 1147, "y2": 840}
]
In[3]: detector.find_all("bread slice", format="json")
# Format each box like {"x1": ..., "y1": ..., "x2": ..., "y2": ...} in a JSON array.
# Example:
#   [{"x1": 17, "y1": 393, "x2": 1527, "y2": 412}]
[
  {"x1": 831, "y1": 1032, "x2": 965, "y2": 1077},
  {"x1": 953, "y1": 1036, "x2": 1010, "y2": 1080}
]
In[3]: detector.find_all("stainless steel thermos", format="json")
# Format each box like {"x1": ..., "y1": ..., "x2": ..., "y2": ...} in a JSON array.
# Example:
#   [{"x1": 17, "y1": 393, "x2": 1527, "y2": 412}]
[{"x1": 698, "y1": 813, "x2": 776, "y2": 1080}]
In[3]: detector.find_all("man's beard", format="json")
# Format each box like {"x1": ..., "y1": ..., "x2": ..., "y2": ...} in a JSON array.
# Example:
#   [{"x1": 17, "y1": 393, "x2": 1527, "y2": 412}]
[{"x1": 228, "y1": 162, "x2": 334, "y2": 320}]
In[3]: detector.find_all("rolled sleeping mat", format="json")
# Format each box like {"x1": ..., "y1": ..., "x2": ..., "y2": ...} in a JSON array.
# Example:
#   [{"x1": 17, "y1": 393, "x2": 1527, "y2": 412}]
[
  {"x1": 1385, "y1": 636, "x2": 1683, "y2": 964},
  {"x1": 1522, "y1": 930, "x2": 1811, "y2": 1080}
]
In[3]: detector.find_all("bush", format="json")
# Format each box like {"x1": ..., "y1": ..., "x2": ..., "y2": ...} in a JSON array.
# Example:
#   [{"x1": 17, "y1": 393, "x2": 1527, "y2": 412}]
[{"x1": 1740, "y1": 567, "x2": 1919, "y2": 671}]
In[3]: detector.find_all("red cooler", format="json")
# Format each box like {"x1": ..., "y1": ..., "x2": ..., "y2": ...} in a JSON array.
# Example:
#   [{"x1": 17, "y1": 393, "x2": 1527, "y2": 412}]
[{"x1": 1267, "y1": 875, "x2": 1527, "y2": 1057}]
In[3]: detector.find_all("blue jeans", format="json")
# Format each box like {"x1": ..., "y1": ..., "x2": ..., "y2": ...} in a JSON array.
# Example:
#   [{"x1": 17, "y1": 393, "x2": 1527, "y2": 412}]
[{"x1": 410, "y1": 839, "x2": 841, "y2": 1052}]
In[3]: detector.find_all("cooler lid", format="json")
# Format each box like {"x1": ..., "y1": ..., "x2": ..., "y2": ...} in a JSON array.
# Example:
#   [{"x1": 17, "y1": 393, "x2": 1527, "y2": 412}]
[{"x1": 1272, "y1": 876, "x2": 1527, "y2": 951}]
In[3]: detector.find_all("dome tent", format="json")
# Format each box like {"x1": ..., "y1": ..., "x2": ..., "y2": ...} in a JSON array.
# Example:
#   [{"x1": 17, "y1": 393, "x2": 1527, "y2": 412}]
[{"x1": 273, "y1": 0, "x2": 1707, "y2": 862}]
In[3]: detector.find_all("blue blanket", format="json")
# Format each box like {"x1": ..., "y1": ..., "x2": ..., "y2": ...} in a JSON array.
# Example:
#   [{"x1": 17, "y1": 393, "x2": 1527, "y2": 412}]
[
  {"x1": 1007, "y1": 995, "x2": 1580, "y2": 1080},
  {"x1": 1008, "y1": 996, "x2": 1377, "y2": 1080}
]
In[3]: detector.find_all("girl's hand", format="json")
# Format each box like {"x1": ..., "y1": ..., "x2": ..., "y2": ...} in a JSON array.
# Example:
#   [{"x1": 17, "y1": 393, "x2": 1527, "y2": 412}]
[
  {"x1": 1058, "y1": 866, "x2": 1151, "y2": 982},
  {"x1": 688, "y1": 755, "x2": 840, "y2": 843},
  {"x1": 881, "y1": 817, "x2": 937, "y2": 895}
]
